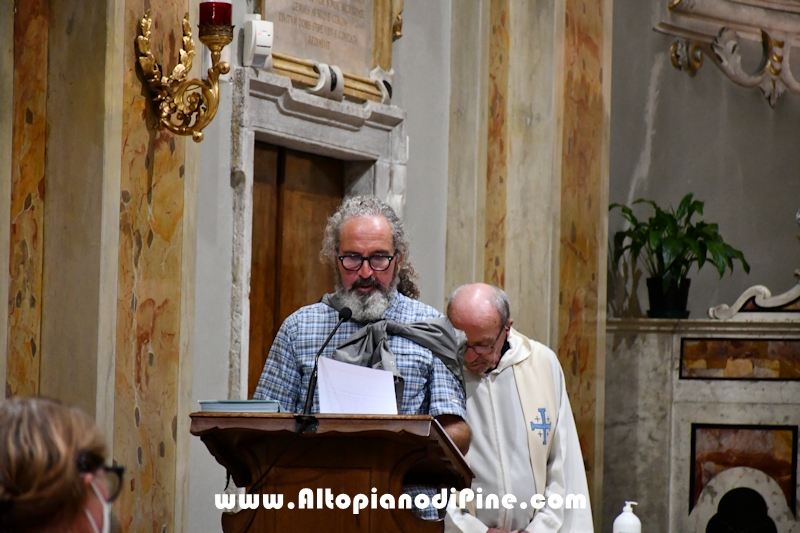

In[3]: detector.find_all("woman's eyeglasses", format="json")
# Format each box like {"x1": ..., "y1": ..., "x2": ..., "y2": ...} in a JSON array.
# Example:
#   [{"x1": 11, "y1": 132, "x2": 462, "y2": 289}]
[{"x1": 77, "y1": 451, "x2": 125, "y2": 502}]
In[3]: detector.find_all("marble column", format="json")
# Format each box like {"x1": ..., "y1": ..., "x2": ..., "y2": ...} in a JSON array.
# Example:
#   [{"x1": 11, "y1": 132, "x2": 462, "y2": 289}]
[
  {"x1": 3, "y1": 0, "x2": 123, "y2": 425},
  {"x1": 39, "y1": 0, "x2": 119, "y2": 429},
  {"x1": 0, "y1": 0, "x2": 13, "y2": 398},
  {"x1": 445, "y1": 0, "x2": 612, "y2": 510},
  {"x1": 444, "y1": 0, "x2": 489, "y2": 305},
  {"x1": 4, "y1": 0, "x2": 199, "y2": 531},
  {"x1": 557, "y1": 0, "x2": 612, "y2": 504},
  {"x1": 6, "y1": 0, "x2": 49, "y2": 397},
  {"x1": 113, "y1": 0, "x2": 195, "y2": 531}
]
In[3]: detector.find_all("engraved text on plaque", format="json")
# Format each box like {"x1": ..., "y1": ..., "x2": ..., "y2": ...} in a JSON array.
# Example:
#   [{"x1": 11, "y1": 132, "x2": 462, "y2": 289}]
[{"x1": 266, "y1": 0, "x2": 375, "y2": 77}]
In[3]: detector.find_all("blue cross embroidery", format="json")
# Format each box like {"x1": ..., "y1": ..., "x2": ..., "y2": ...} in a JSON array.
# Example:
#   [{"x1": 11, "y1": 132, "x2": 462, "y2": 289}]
[{"x1": 530, "y1": 407, "x2": 552, "y2": 445}]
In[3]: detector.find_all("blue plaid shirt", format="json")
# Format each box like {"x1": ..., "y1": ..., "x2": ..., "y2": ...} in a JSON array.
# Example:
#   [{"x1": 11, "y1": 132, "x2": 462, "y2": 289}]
[{"x1": 253, "y1": 293, "x2": 466, "y2": 419}]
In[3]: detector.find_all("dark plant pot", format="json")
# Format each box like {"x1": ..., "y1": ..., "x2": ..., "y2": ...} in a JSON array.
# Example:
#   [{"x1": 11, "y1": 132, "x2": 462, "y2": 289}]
[{"x1": 646, "y1": 277, "x2": 691, "y2": 319}]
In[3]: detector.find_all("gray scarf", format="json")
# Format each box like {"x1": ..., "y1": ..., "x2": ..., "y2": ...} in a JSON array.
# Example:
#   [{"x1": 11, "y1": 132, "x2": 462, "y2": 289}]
[{"x1": 321, "y1": 293, "x2": 466, "y2": 411}]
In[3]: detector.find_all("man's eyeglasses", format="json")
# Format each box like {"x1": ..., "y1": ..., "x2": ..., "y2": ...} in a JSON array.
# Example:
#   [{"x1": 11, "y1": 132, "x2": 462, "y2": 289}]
[
  {"x1": 338, "y1": 254, "x2": 395, "y2": 272},
  {"x1": 77, "y1": 451, "x2": 125, "y2": 502},
  {"x1": 465, "y1": 323, "x2": 508, "y2": 356}
]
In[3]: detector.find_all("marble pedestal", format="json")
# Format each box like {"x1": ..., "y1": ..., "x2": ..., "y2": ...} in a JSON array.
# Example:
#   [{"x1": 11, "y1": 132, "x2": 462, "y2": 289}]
[{"x1": 604, "y1": 318, "x2": 800, "y2": 533}]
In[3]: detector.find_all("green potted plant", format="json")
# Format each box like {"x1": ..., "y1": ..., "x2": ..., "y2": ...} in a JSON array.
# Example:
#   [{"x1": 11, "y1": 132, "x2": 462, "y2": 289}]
[{"x1": 609, "y1": 193, "x2": 750, "y2": 318}]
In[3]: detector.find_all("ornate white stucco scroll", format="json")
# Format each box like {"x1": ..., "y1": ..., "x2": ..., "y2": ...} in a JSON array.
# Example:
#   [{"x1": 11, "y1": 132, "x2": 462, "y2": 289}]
[
  {"x1": 708, "y1": 270, "x2": 800, "y2": 319},
  {"x1": 657, "y1": 0, "x2": 800, "y2": 106}
]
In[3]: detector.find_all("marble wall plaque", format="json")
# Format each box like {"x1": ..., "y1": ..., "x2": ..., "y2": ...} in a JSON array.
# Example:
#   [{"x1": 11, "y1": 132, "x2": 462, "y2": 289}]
[
  {"x1": 266, "y1": 0, "x2": 374, "y2": 77},
  {"x1": 681, "y1": 338, "x2": 800, "y2": 380},
  {"x1": 690, "y1": 424, "x2": 797, "y2": 514}
]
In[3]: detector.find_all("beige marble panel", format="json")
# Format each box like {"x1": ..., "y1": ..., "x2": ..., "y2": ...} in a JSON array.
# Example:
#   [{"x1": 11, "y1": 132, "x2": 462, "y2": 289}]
[
  {"x1": 175, "y1": 50, "x2": 201, "y2": 532},
  {"x1": 7, "y1": 0, "x2": 49, "y2": 397},
  {"x1": 597, "y1": 0, "x2": 613, "y2": 508},
  {"x1": 604, "y1": 327, "x2": 673, "y2": 533},
  {"x1": 96, "y1": 0, "x2": 126, "y2": 450},
  {"x1": 444, "y1": 0, "x2": 489, "y2": 303},
  {"x1": 557, "y1": 0, "x2": 608, "y2": 502},
  {"x1": 503, "y1": 0, "x2": 565, "y2": 346},
  {"x1": 114, "y1": 1, "x2": 187, "y2": 532},
  {"x1": 39, "y1": 0, "x2": 109, "y2": 418}
]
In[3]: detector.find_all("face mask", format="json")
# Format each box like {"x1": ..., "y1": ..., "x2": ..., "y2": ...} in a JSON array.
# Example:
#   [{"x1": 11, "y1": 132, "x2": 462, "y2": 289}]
[{"x1": 84, "y1": 479, "x2": 111, "y2": 533}]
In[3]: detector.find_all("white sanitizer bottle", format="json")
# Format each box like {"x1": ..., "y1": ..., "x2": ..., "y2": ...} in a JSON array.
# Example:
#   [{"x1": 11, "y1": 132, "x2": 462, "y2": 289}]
[{"x1": 612, "y1": 501, "x2": 641, "y2": 533}]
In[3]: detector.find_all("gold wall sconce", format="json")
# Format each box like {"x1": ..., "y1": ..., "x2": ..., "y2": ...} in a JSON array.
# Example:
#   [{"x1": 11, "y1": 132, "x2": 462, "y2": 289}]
[{"x1": 137, "y1": 6, "x2": 233, "y2": 142}]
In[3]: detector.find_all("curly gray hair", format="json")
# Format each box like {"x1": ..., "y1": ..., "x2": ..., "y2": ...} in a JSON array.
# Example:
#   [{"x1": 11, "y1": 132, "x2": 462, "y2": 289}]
[{"x1": 321, "y1": 196, "x2": 419, "y2": 299}]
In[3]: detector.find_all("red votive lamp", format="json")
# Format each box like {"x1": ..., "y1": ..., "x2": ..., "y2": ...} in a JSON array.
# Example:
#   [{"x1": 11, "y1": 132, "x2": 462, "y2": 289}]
[{"x1": 199, "y1": 2, "x2": 232, "y2": 26}]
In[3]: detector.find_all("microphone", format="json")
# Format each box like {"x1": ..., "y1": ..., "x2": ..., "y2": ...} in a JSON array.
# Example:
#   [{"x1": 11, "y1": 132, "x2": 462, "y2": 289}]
[
  {"x1": 251, "y1": 308, "x2": 353, "y2": 512},
  {"x1": 302, "y1": 307, "x2": 352, "y2": 416}
]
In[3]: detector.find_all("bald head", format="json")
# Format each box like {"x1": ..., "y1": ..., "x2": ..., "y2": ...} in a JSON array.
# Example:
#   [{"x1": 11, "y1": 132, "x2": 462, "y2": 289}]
[
  {"x1": 447, "y1": 284, "x2": 513, "y2": 374},
  {"x1": 448, "y1": 283, "x2": 510, "y2": 326}
]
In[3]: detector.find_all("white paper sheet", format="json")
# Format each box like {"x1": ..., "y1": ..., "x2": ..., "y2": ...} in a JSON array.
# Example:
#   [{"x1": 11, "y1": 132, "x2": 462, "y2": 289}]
[{"x1": 318, "y1": 357, "x2": 398, "y2": 415}]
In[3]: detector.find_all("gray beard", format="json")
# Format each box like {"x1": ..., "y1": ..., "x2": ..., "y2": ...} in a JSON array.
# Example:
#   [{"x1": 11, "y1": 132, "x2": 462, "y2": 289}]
[{"x1": 336, "y1": 281, "x2": 397, "y2": 323}]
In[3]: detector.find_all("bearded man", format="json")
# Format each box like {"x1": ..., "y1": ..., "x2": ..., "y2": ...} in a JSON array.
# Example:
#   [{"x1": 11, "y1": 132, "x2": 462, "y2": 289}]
[{"x1": 253, "y1": 195, "x2": 470, "y2": 455}]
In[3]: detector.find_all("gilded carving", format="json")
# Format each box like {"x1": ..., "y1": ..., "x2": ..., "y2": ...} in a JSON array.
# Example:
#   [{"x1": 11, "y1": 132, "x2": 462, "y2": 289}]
[
  {"x1": 710, "y1": 29, "x2": 798, "y2": 107},
  {"x1": 658, "y1": 0, "x2": 800, "y2": 105},
  {"x1": 392, "y1": 12, "x2": 403, "y2": 41},
  {"x1": 392, "y1": 0, "x2": 403, "y2": 41},
  {"x1": 137, "y1": 12, "x2": 231, "y2": 141},
  {"x1": 671, "y1": 40, "x2": 704, "y2": 76}
]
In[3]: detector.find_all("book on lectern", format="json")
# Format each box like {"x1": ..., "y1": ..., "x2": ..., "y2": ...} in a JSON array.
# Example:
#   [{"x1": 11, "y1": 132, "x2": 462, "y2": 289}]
[{"x1": 198, "y1": 400, "x2": 281, "y2": 413}]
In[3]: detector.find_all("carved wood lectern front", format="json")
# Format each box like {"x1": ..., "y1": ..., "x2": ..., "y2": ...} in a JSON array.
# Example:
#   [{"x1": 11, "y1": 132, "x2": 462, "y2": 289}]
[{"x1": 190, "y1": 413, "x2": 473, "y2": 533}]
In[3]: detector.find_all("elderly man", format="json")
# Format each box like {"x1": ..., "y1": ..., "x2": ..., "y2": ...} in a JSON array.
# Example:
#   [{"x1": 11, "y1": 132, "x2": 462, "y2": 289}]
[
  {"x1": 253, "y1": 194, "x2": 470, "y2": 459},
  {"x1": 445, "y1": 283, "x2": 593, "y2": 533}
]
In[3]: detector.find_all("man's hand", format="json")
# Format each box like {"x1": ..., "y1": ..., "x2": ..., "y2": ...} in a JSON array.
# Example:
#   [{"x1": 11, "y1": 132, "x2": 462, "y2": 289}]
[{"x1": 435, "y1": 415, "x2": 471, "y2": 454}]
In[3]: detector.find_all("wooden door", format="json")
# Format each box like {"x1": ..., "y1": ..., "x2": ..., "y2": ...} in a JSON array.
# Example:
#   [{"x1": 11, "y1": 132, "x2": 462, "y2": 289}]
[{"x1": 248, "y1": 142, "x2": 344, "y2": 397}]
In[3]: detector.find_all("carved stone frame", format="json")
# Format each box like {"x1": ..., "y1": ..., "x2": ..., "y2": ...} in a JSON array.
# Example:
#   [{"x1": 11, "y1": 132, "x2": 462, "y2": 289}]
[
  {"x1": 657, "y1": 0, "x2": 800, "y2": 105},
  {"x1": 261, "y1": 0, "x2": 404, "y2": 102},
  {"x1": 226, "y1": 68, "x2": 408, "y2": 397}
]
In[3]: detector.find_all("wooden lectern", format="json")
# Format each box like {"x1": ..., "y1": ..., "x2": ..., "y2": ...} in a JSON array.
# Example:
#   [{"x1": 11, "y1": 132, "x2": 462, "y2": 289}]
[{"x1": 190, "y1": 413, "x2": 473, "y2": 533}]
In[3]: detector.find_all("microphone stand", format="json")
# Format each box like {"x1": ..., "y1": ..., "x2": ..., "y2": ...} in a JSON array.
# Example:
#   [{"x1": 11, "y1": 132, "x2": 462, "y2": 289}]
[
  {"x1": 295, "y1": 307, "x2": 352, "y2": 433},
  {"x1": 245, "y1": 306, "x2": 352, "y2": 517}
]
